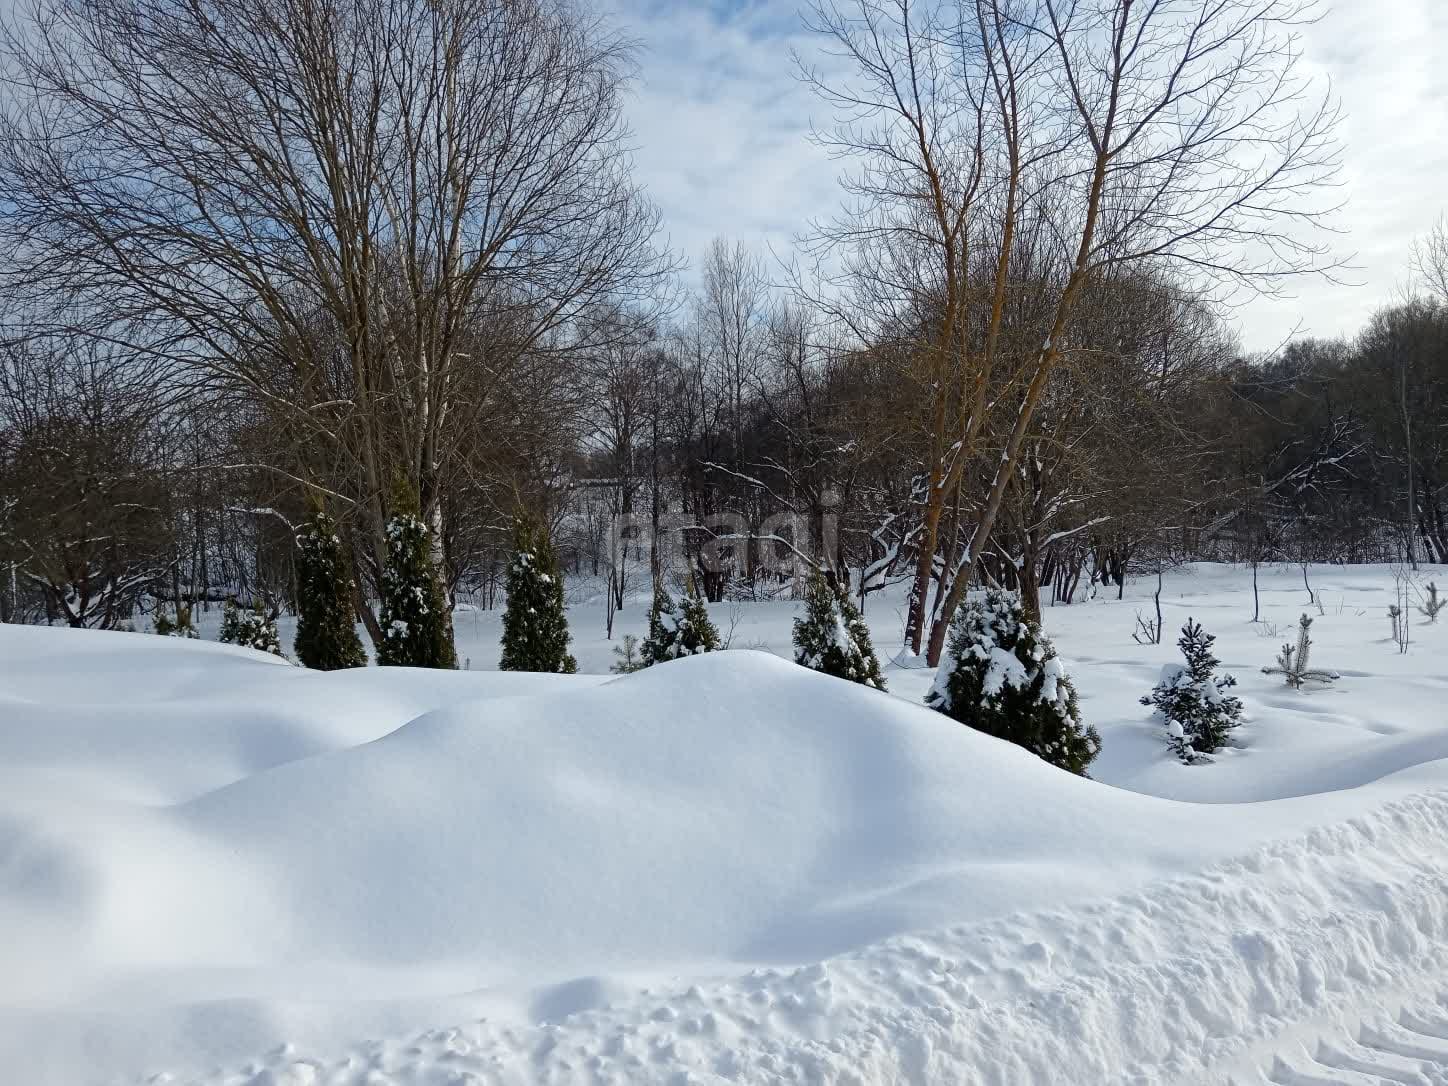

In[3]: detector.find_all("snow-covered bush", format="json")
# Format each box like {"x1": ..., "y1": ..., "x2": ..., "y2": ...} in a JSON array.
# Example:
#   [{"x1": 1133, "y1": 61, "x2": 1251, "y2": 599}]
[
  {"x1": 293, "y1": 510, "x2": 366, "y2": 670},
  {"x1": 641, "y1": 583, "x2": 720, "y2": 665},
  {"x1": 927, "y1": 589, "x2": 1099, "y2": 774},
  {"x1": 677, "y1": 592, "x2": 721, "y2": 655},
  {"x1": 377, "y1": 486, "x2": 456, "y2": 669},
  {"x1": 153, "y1": 604, "x2": 197, "y2": 638},
  {"x1": 640, "y1": 586, "x2": 677, "y2": 664},
  {"x1": 1142, "y1": 618, "x2": 1243, "y2": 762},
  {"x1": 218, "y1": 598, "x2": 285, "y2": 657},
  {"x1": 792, "y1": 572, "x2": 885, "y2": 689},
  {"x1": 499, "y1": 517, "x2": 576, "y2": 673},
  {"x1": 217, "y1": 598, "x2": 242, "y2": 644}
]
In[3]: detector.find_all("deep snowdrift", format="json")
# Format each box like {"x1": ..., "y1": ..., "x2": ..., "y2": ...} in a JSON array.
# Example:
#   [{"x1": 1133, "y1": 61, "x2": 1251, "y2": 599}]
[
  {"x1": 132, "y1": 651, "x2": 1330, "y2": 977},
  {"x1": 7, "y1": 566, "x2": 1448, "y2": 1084}
]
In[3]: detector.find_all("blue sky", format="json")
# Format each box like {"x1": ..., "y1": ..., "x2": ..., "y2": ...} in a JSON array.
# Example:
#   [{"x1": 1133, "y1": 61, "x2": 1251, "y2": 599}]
[{"x1": 615, "y1": 0, "x2": 1448, "y2": 353}]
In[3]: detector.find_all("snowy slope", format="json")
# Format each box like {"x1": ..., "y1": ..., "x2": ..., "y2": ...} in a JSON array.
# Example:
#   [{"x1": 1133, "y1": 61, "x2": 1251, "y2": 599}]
[
  {"x1": 6, "y1": 564, "x2": 1448, "y2": 1084},
  {"x1": 186, "y1": 791, "x2": 1448, "y2": 1086}
]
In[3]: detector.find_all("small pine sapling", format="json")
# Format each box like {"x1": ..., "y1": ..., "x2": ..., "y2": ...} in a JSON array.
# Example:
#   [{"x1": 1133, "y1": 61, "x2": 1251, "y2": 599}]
[
  {"x1": 1271, "y1": 640, "x2": 1296, "y2": 677},
  {"x1": 927, "y1": 589, "x2": 1099, "y2": 775},
  {"x1": 1419, "y1": 582, "x2": 1445, "y2": 623},
  {"x1": 1143, "y1": 618, "x2": 1243, "y2": 762},
  {"x1": 1261, "y1": 613, "x2": 1338, "y2": 689},
  {"x1": 610, "y1": 633, "x2": 645, "y2": 674},
  {"x1": 792, "y1": 572, "x2": 886, "y2": 689},
  {"x1": 498, "y1": 516, "x2": 576, "y2": 673}
]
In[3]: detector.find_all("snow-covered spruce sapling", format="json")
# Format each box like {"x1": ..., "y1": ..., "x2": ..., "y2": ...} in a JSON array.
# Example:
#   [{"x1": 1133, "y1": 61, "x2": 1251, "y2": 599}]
[
  {"x1": 1261, "y1": 613, "x2": 1338, "y2": 689},
  {"x1": 293, "y1": 510, "x2": 366, "y2": 670},
  {"x1": 499, "y1": 516, "x2": 576, "y2": 673},
  {"x1": 153, "y1": 604, "x2": 198, "y2": 638},
  {"x1": 640, "y1": 581, "x2": 721, "y2": 665},
  {"x1": 926, "y1": 589, "x2": 1099, "y2": 775},
  {"x1": 377, "y1": 484, "x2": 457, "y2": 669},
  {"x1": 1143, "y1": 618, "x2": 1243, "y2": 762},
  {"x1": 792, "y1": 572, "x2": 886, "y2": 689}
]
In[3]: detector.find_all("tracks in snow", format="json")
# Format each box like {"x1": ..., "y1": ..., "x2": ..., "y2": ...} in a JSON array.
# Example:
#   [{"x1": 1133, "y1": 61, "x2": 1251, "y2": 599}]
[
  {"x1": 1255, "y1": 997, "x2": 1448, "y2": 1085},
  {"x1": 143, "y1": 791, "x2": 1448, "y2": 1085}
]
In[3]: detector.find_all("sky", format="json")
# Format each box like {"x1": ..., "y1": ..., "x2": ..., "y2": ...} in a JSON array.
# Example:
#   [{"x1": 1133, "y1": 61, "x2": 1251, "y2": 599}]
[{"x1": 615, "y1": 0, "x2": 1448, "y2": 353}]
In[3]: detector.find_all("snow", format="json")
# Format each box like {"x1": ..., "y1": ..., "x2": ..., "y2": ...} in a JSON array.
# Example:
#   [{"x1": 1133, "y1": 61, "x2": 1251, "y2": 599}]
[
  {"x1": 1039, "y1": 653, "x2": 1066, "y2": 704},
  {"x1": 5, "y1": 563, "x2": 1448, "y2": 1083},
  {"x1": 983, "y1": 643, "x2": 1026, "y2": 696}
]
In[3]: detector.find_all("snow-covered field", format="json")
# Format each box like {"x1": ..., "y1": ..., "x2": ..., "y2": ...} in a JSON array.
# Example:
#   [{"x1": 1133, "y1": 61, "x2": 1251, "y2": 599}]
[{"x1": 6, "y1": 563, "x2": 1448, "y2": 1085}]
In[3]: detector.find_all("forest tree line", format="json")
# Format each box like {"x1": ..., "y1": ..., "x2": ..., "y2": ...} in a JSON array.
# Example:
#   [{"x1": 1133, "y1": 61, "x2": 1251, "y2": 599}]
[{"x1": 0, "y1": 0, "x2": 1440, "y2": 664}]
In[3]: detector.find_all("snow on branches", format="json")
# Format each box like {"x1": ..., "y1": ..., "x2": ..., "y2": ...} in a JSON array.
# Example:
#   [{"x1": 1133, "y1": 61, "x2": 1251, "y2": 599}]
[
  {"x1": 1145, "y1": 618, "x2": 1243, "y2": 762},
  {"x1": 499, "y1": 517, "x2": 576, "y2": 674},
  {"x1": 927, "y1": 589, "x2": 1098, "y2": 774},
  {"x1": 378, "y1": 485, "x2": 456, "y2": 670},
  {"x1": 641, "y1": 582, "x2": 720, "y2": 665},
  {"x1": 792, "y1": 572, "x2": 885, "y2": 689}
]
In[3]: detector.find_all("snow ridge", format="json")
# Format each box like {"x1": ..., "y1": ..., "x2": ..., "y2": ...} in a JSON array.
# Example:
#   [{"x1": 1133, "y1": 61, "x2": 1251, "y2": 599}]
[{"x1": 165, "y1": 789, "x2": 1448, "y2": 1086}]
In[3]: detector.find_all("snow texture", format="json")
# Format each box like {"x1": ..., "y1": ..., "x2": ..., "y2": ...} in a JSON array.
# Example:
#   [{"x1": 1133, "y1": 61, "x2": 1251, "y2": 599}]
[{"x1": 5, "y1": 563, "x2": 1448, "y2": 1084}]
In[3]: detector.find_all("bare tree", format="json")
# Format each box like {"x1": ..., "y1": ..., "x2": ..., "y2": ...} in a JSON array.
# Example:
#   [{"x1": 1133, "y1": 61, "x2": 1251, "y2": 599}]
[
  {"x1": 1413, "y1": 218, "x2": 1448, "y2": 305},
  {"x1": 799, "y1": 0, "x2": 1341, "y2": 663},
  {"x1": 0, "y1": 0, "x2": 673, "y2": 644},
  {"x1": 698, "y1": 240, "x2": 771, "y2": 474},
  {"x1": 0, "y1": 334, "x2": 174, "y2": 627},
  {"x1": 583, "y1": 305, "x2": 658, "y2": 624}
]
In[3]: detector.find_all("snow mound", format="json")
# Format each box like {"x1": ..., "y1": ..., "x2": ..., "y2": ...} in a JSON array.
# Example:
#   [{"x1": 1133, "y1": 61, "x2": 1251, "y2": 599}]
[
  {"x1": 0, "y1": 623, "x2": 604, "y2": 807},
  {"x1": 6, "y1": 611, "x2": 1448, "y2": 1084},
  {"x1": 168, "y1": 650, "x2": 1198, "y2": 977}
]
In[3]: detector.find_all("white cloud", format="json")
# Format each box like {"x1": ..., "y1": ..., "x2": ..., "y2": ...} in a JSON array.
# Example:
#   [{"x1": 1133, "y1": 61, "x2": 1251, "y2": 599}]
[
  {"x1": 614, "y1": 1, "x2": 839, "y2": 277},
  {"x1": 615, "y1": 0, "x2": 1448, "y2": 352},
  {"x1": 1244, "y1": 0, "x2": 1448, "y2": 349}
]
